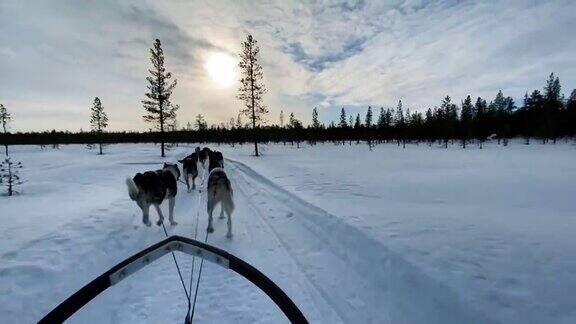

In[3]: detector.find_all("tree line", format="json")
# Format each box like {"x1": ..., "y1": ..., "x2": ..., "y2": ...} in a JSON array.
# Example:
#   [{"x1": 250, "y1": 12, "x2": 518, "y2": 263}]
[{"x1": 3, "y1": 72, "x2": 574, "y2": 148}]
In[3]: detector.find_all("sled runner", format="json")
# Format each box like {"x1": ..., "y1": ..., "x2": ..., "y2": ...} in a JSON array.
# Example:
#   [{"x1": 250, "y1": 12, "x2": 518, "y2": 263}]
[{"x1": 38, "y1": 235, "x2": 308, "y2": 324}]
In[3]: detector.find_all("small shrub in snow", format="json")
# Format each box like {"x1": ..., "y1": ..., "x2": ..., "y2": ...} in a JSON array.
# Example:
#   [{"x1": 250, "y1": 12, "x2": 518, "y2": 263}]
[{"x1": 0, "y1": 157, "x2": 24, "y2": 196}]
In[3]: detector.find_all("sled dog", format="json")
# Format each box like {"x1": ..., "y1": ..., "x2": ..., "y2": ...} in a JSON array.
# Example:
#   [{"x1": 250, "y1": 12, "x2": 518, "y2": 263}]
[
  {"x1": 207, "y1": 150, "x2": 224, "y2": 172},
  {"x1": 126, "y1": 163, "x2": 180, "y2": 227},
  {"x1": 206, "y1": 167, "x2": 234, "y2": 238},
  {"x1": 198, "y1": 147, "x2": 211, "y2": 165},
  {"x1": 178, "y1": 152, "x2": 199, "y2": 191}
]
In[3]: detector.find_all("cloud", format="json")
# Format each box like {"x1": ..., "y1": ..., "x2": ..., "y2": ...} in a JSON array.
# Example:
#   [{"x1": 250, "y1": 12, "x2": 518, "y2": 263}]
[{"x1": 0, "y1": 0, "x2": 575, "y2": 131}]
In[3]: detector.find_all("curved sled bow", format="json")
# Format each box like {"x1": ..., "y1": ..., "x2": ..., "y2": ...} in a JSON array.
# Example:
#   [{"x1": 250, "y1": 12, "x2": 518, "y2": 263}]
[{"x1": 38, "y1": 235, "x2": 308, "y2": 324}]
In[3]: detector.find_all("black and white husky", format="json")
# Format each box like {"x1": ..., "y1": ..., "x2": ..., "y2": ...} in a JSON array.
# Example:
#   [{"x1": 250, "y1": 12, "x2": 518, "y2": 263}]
[
  {"x1": 178, "y1": 153, "x2": 198, "y2": 192},
  {"x1": 126, "y1": 163, "x2": 180, "y2": 227},
  {"x1": 207, "y1": 150, "x2": 224, "y2": 172},
  {"x1": 206, "y1": 167, "x2": 234, "y2": 238},
  {"x1": 198, "y1": 147, "x2": 211, "y2": 165}
]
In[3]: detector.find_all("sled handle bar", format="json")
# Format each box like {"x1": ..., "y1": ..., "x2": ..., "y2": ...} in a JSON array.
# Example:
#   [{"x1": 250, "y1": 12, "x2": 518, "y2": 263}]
[{"x1": 38, "y1": 235, "x2": 308, "y2": 324}]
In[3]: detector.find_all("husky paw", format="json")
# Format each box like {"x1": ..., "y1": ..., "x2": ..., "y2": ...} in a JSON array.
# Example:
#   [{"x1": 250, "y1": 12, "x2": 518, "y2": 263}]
[
  {"x1": 145, "y1": 221, "x2": 152, "y2": 227},
  {"x1": 170, "y1": 221, "x2": 178, "y2": 226},
  {"x1": 207, "y1": 227, "x2": 214, "y2": 233},
  {"x1": 156, "y1": 219, "x2": 164, "y2": 226},
  {"x1": 226, "y1": 232, "x2": 233, "y2": 239},
  {"x1": 219, "y1": 215, "x2": 225, "y2": 219}
]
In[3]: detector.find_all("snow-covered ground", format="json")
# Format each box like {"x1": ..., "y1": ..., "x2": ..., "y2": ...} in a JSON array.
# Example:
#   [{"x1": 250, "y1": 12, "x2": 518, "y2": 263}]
[{"x1": 1, "y1": 141, "x2": 575, "y2": 323}]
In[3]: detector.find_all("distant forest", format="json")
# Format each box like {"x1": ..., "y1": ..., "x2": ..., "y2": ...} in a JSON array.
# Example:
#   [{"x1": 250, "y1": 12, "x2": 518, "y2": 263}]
[{"x1": 1, "y1": 73, "x2": 575, "y2": 148}]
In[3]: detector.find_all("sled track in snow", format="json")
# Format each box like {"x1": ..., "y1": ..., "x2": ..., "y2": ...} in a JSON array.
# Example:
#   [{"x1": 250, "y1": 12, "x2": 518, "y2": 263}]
[{"x1": 226, "y1": 158, "x2": 496, "y2": 324}]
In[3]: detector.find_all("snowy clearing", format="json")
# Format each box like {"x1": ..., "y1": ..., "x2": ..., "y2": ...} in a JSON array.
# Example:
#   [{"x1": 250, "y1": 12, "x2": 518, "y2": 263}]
[{"x1": 1, "y1": 142, "x2": 575, "y2": 323}]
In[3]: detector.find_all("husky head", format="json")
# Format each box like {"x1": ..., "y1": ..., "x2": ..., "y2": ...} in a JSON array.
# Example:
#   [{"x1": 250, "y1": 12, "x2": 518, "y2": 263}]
[{"x1": 163, "y1": 163, "x2": 181, "y2": 180}]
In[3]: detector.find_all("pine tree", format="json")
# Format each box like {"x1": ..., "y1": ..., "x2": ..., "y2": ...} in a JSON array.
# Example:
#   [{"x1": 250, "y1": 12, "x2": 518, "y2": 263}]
[
  {"x1": 474, "y1": 97, "x2": 488, "y2": 147},
  {"x1": 490, "y1": 90, "x2": 507, "y2": 144},
  {"x1": 520, "y1": 92, "x2": 531, "y2": 144},
  {"x1": 312, "y1": 107, "x2": 321, "y2": 128},
  {"x1": 365, "y1": 106, "x2": 373, "y2": 128},
  {"x1": 377, "y1": 107, "x2": 386, "y2": 129},
  {"x1": 543, "y1": 72, "x2": 562, "y2": 142},
  {"x1": 567, "y1": 89, "x2": 576, "y2": 135},
  {"x1": 526, "y1": 89, "x2": 545, "y2": 141},
  {"x1": 279, "y1": 110, "x2": 284, "y2": 128},
  {"x1": 0, "y1": 104, "x2": 11, "y2": 156},
  {"x1": 385, "y1": 109, "x2": 393, "y2": 128},
  {"x1": 460, "y1": 95, "x2": 473, "y2": 148},
  {"x1": 405, "y1": 108, "x2": 411, "y2": 127},
  {"x1": 288, "y1": 112, "x2": 302, "y2": 128},
  {"x1": 142, "y1": 39, "x2": 178, "y2": 157},
  {"x1": 288, "y1": 112, "x2": 303, "y2": 148},
  {"x1": 502, "y1": 96, "x2": 515, "y2": 145},
  {"x1": 339, "y1": 108, "x2": 347, "y2": 128},
  {"x1": 354, "y1": 113, "x2": 361, "y2": 129},
  {"x1": 195, "y1": 114, "x2": 208, "y2": 130},
  {"x1": 395, "y1": 100, "x2": 405, "y2": 146},
  {"x1": 544, "y1": 73, "x2": 562, "y2": 106},
  {"x1": 237, "y1": 35, "x2": 268, "y2": 156},
  {"x1": 440, "y1": 96, "x2": 457, "y2": 148},
  {"x1": 89, "y1": 97, "x2": 108, "y2": 155},
  {"x1": 395, "y1": 100, "x2": 404, "y2": 128}
]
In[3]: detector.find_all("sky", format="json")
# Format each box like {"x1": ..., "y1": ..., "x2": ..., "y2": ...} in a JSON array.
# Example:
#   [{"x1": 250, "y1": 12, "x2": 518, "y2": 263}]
[{"x1": 1, "y1": 0, "x2": 575, "y2": 132}]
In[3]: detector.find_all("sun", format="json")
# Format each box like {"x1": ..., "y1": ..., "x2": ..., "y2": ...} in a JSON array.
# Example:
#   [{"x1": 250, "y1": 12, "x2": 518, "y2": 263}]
[{"x1": 205, "y1": 52, "x2": 236, "y2": 88}]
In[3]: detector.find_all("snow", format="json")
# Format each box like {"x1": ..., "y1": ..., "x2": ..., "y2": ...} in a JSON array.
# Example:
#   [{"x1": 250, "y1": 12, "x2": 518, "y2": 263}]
[{"x1": 1, "y1": 141, "x2": 576, "y2": 323}]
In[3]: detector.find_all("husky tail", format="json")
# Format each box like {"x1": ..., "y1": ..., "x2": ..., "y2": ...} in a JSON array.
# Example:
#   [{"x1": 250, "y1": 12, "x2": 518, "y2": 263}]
[
  {"x1": 220, "y1": 178, "x2": 235, "y2": 214},
  {"x1": 125, "y1": 177, "x2": 139, "y2": 201}
]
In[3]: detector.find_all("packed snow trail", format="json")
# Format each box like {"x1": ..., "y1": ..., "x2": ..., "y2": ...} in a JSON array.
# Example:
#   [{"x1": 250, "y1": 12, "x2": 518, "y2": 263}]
[
  {"x1": 225, "y1": 159, "x2": 494, "y2": 324},
  {"x1": 1, "y1": 145, "x2": 492, "y2": 323}
]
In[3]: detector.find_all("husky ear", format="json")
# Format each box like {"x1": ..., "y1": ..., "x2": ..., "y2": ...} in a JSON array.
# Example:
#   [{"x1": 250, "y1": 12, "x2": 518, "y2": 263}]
[
  {"x1": 163, "y1": 163, "x2": 168, "y2": 168},
  {"x1": 178, "y1": 159, "x2": 184, "y2": 163}
]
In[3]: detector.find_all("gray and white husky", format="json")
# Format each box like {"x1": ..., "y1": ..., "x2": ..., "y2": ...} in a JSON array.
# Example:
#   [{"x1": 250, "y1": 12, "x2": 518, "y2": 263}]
[
  {"x1": 126, "y1": 163, "x2": 180, "y2": 227},
  {"x1": 206, "y1": 167, "x2": 235, "y2": 238}
]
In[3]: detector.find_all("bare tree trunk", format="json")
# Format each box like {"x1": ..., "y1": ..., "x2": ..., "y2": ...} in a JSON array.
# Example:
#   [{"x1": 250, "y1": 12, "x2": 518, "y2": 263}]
[
  {"x1": 2, "y1": 124, "x2": 7, "y2": 156},
  {"x1": 160, "y1": 99, "x2": 165, "y2": 157},
  {"x1": 7, "y1": 163, "x2": 12, "y2": 196},
  {"x1": 251, "y1": 67, "x2": 259, "y2": 157}
]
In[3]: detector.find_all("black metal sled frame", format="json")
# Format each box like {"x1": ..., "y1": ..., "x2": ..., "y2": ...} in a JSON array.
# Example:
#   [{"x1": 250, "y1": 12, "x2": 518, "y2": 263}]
[{"x1": 38, "y1": 235, "x2": 308, "y2": 324}]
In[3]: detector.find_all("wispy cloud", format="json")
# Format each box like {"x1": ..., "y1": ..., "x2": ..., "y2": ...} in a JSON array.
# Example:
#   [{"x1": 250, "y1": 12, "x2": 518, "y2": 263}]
[{"x1": 0, "y1": 0, "x2": 575, "y2": 131}]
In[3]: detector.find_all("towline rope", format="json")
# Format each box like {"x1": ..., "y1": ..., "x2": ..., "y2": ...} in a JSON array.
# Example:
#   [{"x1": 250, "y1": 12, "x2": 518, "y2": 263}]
[
  {"x1": 185, "y1": 161, "x2": 210, "y2": 324},
  {"x1": 161, "y1": 222, "x2": 190, "y2": 300}
]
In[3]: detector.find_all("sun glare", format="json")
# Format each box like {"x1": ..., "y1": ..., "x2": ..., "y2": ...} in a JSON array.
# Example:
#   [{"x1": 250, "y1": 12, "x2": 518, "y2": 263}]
[{"x1": 205, "y1": 52, "x2": 236, "y2": 88}]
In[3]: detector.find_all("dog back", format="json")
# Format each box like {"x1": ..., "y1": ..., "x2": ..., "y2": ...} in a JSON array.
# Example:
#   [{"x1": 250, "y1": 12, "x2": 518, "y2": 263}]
[
  {"x1": 132, "y1": 169, "x2": 177, "y2": 204},
  {"x1": 179, "y1": 153, "x2": 198, "y2": 176},
  {"x1": 133, "y1": 171, "x2": 165, "y2": 204},
  {"x1": 199, "y1": 147, "x2": 211, "y2": 162},
  {"x1": 208, "y1": 151, "x2": 224, "y2": 172},
  {"x1": 207, "y1": 168, "x2": 232, "y2": 196}
]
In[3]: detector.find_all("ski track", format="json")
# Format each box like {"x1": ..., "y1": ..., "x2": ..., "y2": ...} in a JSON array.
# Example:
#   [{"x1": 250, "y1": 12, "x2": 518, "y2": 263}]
[{"x1": 1, "y1": 149, "x2": 494, "y2": 323}]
